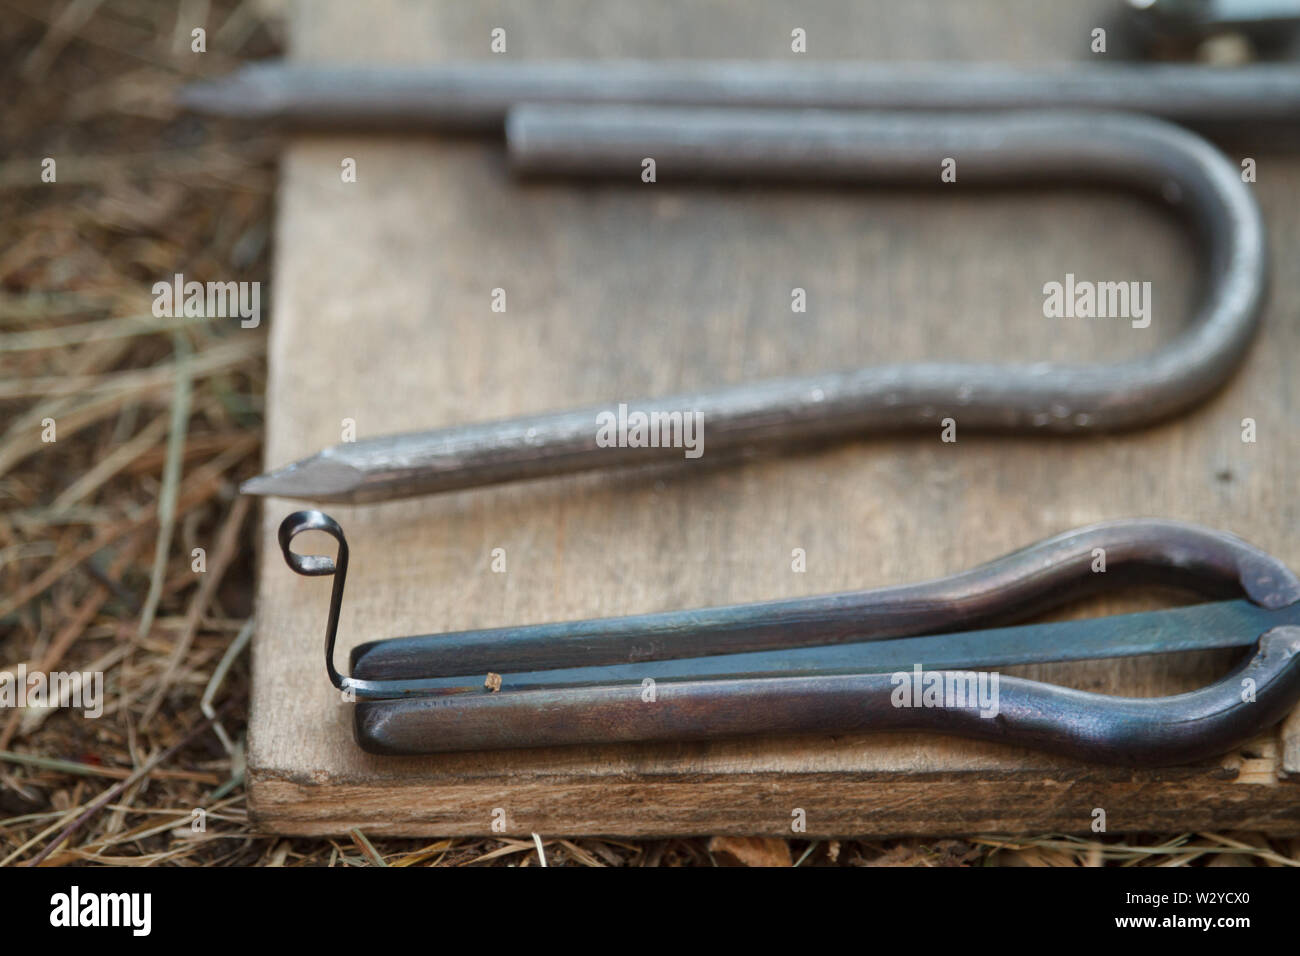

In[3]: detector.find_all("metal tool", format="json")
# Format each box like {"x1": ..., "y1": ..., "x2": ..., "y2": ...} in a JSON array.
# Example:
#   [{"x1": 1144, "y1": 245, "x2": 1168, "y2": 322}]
[
  {"x1": 238, "y1": 100, "x2": 1265, "y2": 502},
  {"x1": 280, "y1": 511, "x2": 1300, "y2": 765},
  {"x1": 182, "y1": 60, "x2": 1300, "y2": 129}
]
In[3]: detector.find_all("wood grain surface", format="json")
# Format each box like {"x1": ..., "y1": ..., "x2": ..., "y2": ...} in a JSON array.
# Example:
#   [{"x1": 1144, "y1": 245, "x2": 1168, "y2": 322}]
[{"x1": 249, "y1": 0, "x2": 1300, "y2": 836}]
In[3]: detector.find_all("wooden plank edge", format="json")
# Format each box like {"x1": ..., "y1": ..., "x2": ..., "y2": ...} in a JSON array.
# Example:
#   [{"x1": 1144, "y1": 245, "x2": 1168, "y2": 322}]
[{"x1": 247, "y1": 765, "x2": 1300, "y2": 838}]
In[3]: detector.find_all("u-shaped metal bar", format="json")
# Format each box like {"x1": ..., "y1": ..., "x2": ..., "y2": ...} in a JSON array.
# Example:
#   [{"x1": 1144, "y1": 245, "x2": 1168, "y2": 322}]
[
  {"x1": 506, "y1": 105, "x2": 1266, "y2": 434},
  {"x1": 245, "y1": 106, "x2": 1265, "y2": 503}
]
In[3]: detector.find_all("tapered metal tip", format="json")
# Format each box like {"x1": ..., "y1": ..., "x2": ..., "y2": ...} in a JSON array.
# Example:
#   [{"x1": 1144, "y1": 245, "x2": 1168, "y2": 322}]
[{"x1": 240, "y1": 455, "x2": 364, "y2": 502}]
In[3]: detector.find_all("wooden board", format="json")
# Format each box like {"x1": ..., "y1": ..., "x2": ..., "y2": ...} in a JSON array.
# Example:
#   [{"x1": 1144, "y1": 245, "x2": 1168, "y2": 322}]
[{"x1": 249, "y1": 0, "x2": 1300, "y2": 836}]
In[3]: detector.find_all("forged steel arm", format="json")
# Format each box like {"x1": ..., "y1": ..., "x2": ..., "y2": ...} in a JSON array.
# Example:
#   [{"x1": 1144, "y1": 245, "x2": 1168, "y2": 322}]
[{"x1": 244, "y1": 108, "x2": 1265, "y2": 503}]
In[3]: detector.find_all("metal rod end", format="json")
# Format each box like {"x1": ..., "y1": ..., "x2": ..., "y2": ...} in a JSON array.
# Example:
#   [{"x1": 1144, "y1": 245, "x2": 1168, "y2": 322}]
[{"x1": 241, "y1": 455, "x2": 363, "y2": 501}]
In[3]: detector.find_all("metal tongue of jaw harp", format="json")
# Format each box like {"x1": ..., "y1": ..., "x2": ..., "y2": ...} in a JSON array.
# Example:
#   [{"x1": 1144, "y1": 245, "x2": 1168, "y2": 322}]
[
  {"x1": 279, "y1": 511, "x2": 1300, "y2": 766},
  {"x1": 239, "y1": 104, "x2": 1266, "y2": 504}
]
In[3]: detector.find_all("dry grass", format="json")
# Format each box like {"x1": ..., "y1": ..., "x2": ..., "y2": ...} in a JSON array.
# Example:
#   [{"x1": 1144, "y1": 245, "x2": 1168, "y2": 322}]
[{"x1": 1, "y1": 0, "x2": 1297, "y2": 867}]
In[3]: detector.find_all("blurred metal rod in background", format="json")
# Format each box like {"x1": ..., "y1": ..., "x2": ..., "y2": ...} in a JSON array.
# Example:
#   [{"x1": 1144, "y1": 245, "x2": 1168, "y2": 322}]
[{"x1": 180, "y1": 60, "x2": 1300, "y2": 130}]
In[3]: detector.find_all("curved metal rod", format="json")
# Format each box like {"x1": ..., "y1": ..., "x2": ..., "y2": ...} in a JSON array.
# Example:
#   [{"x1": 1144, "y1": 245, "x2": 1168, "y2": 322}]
[
  {"x1": 244, "y1": 108, "x2": 1265, "y2": 503},
  {"x1": 277, "y1": 509, "x2": 349, "y2": 690},
  {"x1": 506, "y1": 106, "x2": 1266, "y2": 433},
  {"x1": 355, "y1": 627, "x2": 1300, "y2": 765}
]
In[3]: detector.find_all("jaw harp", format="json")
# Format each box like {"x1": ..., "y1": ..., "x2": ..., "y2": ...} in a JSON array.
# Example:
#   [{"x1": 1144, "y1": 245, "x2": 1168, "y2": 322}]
[{"x1": 279, "y1": 511, "x2": 1300, "y2": 766}]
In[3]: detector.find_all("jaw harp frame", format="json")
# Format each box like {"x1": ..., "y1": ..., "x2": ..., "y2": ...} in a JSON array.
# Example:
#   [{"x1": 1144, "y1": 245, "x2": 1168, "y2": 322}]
[{"x1": 279, "y1": 511, "x2": 1300, "y2": 766}]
